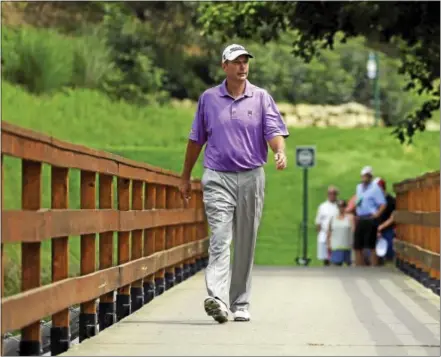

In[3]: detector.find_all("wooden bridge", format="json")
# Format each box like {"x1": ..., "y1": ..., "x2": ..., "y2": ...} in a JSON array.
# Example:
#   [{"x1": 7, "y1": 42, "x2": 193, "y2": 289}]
[{"x1": 1, "y1": 123, "x2": 440, "y2": 356}]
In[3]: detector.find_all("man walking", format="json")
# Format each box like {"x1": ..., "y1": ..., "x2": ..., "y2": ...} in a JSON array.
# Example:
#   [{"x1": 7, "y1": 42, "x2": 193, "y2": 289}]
[
  {"x1": 179, "y1": 44, "x2": 289, "y2": 323},
  {"x1": 353, "y1": 166, "x2": 386, "y2": 266}
]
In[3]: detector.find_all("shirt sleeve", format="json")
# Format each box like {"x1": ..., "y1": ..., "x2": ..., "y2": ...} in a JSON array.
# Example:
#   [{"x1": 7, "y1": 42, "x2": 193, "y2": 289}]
[
  {"x1": 315, "y1": 204, "x2": 323, "y2": 225},
  {"x1": 373, "y1": 186, "x2": 387, "y2": 206},
  {"x1": 262, "y1": 91, "x2": 290, "y2": 141},
  {"x1": 188, "y1": 94, "x2": 207, "y2": 145}
]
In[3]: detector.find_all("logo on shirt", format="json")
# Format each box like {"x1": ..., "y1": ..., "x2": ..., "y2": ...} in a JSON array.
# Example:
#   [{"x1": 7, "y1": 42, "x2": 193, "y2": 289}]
[{"x1": 247, "y1": 110, "x2": 253, "y2": 117}]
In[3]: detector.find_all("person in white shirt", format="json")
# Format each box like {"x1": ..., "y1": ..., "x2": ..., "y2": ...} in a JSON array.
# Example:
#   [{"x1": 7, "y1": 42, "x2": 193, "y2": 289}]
[{"x1": 315, "y1": 186, "x2": 339, "y2": 266}]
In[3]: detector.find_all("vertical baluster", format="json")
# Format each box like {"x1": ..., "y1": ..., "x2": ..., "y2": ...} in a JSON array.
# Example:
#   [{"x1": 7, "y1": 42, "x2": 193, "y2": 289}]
[
  {"x1": 415, "y1": 179, "x2": 422, "y2": 273},
  {"x1": 202, "y1": 188, "x2": 209, "y2": 268},
  {"x1": 196, "y1": 190, "x2": 204, "y2": 271},
  {"x1": 117, "y1": 178, "x2": 131, "y2": 320},
  {"x1": 79, "y1": 171, "x2": 97, "y2": 342},
  {"x1": 394, "y1": 184, "x2": 402, "y2": 267},
  {"x1": 1, "y1": 155, "x2": 4, "y2": 356},
  {"x1": 50, "y1": 167, "x2": 70, "y2": 355},
  {"x1": 182, "y1": 186, "x2": 192, "y2": 280},
  {"x1": 189, "y1": 188, "x2": 197, "y2": 275},
  {"x1": 422, "y1": 177, "x2": 430, "y2": 284},
  {"x1": 155, "y1": 185, "x2": 167, "y2": 295},
  {"x1": 131, "y1": 180, "x2": 145, "y2": 311},
  {"x1": 183, "y1": 220, "x2": 191, "y2": 280},
  {"x1": 175, "y1": 187, "x2": 184, "y2": 284},
  {"x1": 165, "y1": 186, "x2": 176, "y2": 289},
  {"x1": 143, "y1": 183, "x2": 157, "y2": 303},
  {"x1": 406, "y1": 182, "x2": 412, "y2": 269},
  {"x1": 20, "y1": 160, "x2": 42, "y2": 356},
  {"x1": 434, "y1": 175, "x2": 440, "y2": 282},
  {"x1": 98, "y1": 174, "x2": 116, "y2": 331}
]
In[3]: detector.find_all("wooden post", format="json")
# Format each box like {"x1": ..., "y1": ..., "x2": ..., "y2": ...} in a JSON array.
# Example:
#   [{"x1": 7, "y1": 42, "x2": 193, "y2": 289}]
[
  {"x1": 201, "y1": 189, "x2": 209, "y2": 267},
  {"x1": 79, "y1": 171, "x2": 98, "y2": 342},
  {"x1": 434, "y1": 175, "x2": 440, "y2": 280},
  {"x1": 196, "y1": 190, "x2": 205, "y2": 271},
  {"x1": 394, "y1": 184, "x2": 403, "y2": 265},
  {"x1": 130, "y1": 180, "x2": 145, "y2": 311},
  {"x1": 429, "y1": 174, "x2": 440, "y2": 280},
  {"x1": 98, "y1": 174, "x2": 116, "y2": 331},
  {"x1": 143, "y1": 183, "x2": 157, "y2": 303},
  {"x1": 189, "y1": 189, "x2": 197, "y2": 276},
  {"x1": 415, "y1": 179, "x2": 422, "y2": 272},
  {"x1": 1, "y1": 156, "x2": 3, "y2": 356},
  {"x1": 183, "y1": 219, "x2": 191, "y2": 280},
  {"x1": 174, "y1": 187, "x2": 184, "y2": 284},
  {"x1": 154, "y1": 185, "x2": 167, "y2": 295},
  {"x1": 165, "y1": 186, "x2": 176, "y2": 289},
  {"x1": 20, "y1": 160, "x2": 42, "y2": 356},
  {"x1": 116, "y1": 177, "x2": 131, "y2": 320},
  {"x1": 50, "y1": 167, "x2": 70, "y2": 355}
]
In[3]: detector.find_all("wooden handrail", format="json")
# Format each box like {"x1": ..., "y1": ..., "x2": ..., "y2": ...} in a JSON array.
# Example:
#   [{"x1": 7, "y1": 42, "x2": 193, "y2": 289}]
[
  {"x1": 392, "y1": 170, "x2": 440, "y2": 284},
  {"x1": 1, "y1": 122, "x2": 209, "y2": 356},
  {"x1": 1, "y1": 122, "x2": 201, "y2": 189}
]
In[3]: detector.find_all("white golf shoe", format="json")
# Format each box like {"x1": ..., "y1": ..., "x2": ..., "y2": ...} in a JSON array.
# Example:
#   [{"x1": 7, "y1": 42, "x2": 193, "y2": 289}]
[{"x1": 233, "y1": 309, "x2": 251, "y2": 322}]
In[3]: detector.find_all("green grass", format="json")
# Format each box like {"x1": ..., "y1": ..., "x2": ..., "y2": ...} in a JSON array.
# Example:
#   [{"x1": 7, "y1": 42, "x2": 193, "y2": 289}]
[{"x1": 2, "y1": 81, "x2": 440, "y2": 296}]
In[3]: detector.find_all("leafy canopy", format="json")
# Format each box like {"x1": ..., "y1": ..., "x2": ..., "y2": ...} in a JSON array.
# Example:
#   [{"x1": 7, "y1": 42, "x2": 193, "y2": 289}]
[{"x1": 197, "y1": 1, "x2": 440, "y2": 143}]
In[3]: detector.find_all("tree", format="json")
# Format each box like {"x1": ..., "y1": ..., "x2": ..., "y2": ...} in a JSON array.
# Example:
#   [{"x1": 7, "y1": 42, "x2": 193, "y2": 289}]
[{"x1": 197, "y1": 1, "x2": 440, "y2": 143}]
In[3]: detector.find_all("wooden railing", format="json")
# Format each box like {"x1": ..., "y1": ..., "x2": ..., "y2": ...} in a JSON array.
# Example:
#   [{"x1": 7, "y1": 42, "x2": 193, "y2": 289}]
[
  {"x1": 393, "y1": 171, "x2": 440, "y2": 293},
  {"x1": 1, "y1": 122, "x2": 209, "y2": 356}
]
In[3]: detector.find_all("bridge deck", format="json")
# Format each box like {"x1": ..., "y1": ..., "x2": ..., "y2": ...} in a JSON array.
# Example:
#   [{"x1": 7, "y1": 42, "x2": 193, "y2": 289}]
[{"x1": 61, "y1": 267, "x2": 440, "y2": 356}]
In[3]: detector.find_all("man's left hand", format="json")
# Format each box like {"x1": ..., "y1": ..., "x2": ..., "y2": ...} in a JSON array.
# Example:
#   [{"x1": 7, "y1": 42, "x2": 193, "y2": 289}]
[{"x1": 274, "y1": 151, "x2": 287, "y2": 170}]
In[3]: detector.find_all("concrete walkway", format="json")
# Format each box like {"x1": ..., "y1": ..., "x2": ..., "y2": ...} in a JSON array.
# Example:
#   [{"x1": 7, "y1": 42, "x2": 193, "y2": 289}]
[{"x1": 62, "y1": 267, "x2": 440, "y2": 356}]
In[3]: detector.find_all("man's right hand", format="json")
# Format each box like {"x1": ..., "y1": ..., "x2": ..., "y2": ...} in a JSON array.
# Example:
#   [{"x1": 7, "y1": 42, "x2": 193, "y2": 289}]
[{"x1": 179, "y1": 177, "x2": 192, "y2": 204}]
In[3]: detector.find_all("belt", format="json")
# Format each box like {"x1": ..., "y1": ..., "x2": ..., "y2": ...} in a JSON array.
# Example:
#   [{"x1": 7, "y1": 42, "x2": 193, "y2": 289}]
[
  {"x1": 358, "y1": 215, "x2": 375, "y2": 220},
  {"x1": 207, "y1": 166, "x2": 262, "y2": 173}
]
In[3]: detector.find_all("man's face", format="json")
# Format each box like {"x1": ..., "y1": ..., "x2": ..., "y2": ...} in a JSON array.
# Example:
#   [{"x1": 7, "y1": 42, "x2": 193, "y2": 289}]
[
  {"x1": 361, "y1": 174, "x2": 372, "y2": 184},
  {"x1": 328, "y1": 190, "x2": 338, "y2": 202},
  {"x1": 222, "y1": 55, "x2": 249, "y2": 82}
]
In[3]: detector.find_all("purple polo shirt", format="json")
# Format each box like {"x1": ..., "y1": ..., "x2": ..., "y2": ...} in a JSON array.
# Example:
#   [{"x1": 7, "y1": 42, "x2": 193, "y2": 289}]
[{"x1": 189, "y1": 80, "x2": 289, "y2": 172}]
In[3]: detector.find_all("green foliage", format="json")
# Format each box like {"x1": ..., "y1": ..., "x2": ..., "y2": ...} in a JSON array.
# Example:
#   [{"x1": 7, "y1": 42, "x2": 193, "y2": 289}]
[
  {"x1": 2, "y1": 26, "x2": 74, "y2": 94},
  {"x1": 71, "y1": 26, "x2": 114, "y2": 89},
  {"x1": 2, "y1": 81, "x2": 439, "y2": 295},
  {"x1": 210, "y1": 33, "x2": 433, "y2": 126},
  {"x1": 197, "y1": 1, "x2": 440, "y2": 142},
  {"x1": 2, "y1": 25, "x2": 115, "y2": 94},
  {"x1": 2, "y1": 2, "x2": 438, "y2": 134},
  {"x1": 98, "y1": 5, "x2": 169, "y2": 105}
]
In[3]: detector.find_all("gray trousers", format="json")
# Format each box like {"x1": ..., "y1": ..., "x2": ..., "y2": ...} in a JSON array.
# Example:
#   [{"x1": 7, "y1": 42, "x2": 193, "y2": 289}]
[{"x1": 201, "y1": 167, "x2": 265, "y2": 312}]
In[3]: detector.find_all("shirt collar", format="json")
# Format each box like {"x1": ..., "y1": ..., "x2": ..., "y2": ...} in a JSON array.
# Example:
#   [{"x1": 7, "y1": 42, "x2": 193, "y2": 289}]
[{"x1": 219, "y1": 79, "x2": 254, "y2": 98}]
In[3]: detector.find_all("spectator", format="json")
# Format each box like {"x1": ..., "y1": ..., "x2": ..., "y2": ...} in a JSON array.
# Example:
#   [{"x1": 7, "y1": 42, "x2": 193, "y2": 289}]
[
  {"x1": 353, "y1": 166, "x2": 386, "y2": 266},
  {"x1": 315, "y1": 186, "x2": 339, "y2": 266},
  {"x1": 327, "y1": 199, "x2": 355, "y2": 266},
  {"x1": 376, "y1": 178, "x2": 396, "y2": 262},
  {"x1": 346, "y1": 195, "x2": 357, "y2": 215}
]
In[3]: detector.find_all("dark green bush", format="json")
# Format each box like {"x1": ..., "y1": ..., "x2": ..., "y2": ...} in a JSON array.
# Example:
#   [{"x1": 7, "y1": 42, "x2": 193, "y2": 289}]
[{"x1": 99, "y1": 7, "x2": 168, "y2": 105}]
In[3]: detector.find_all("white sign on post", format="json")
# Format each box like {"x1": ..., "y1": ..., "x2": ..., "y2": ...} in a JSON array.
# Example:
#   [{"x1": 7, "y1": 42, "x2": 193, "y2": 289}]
[{"x1": 295, "y1": 146, "x2": 316, "y2": 168}]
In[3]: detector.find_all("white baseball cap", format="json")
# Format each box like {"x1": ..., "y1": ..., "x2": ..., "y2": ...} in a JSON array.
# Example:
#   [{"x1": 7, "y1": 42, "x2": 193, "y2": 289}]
[
  {"x1": 376, "y1": 236, "x2": 388, "y2": 257},
  {"x1": 222, "y1": 44, "x2": 253, "y2": 63},
  {"x1": 360, "y1": 166, "x2": 373, "y2": 176}
]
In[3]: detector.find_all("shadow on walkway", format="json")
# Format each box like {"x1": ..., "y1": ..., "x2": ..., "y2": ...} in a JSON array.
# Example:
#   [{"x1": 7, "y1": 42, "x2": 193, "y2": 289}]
[{"x1": 121, "y1": 320, "x2": 214, "y2": 326}]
